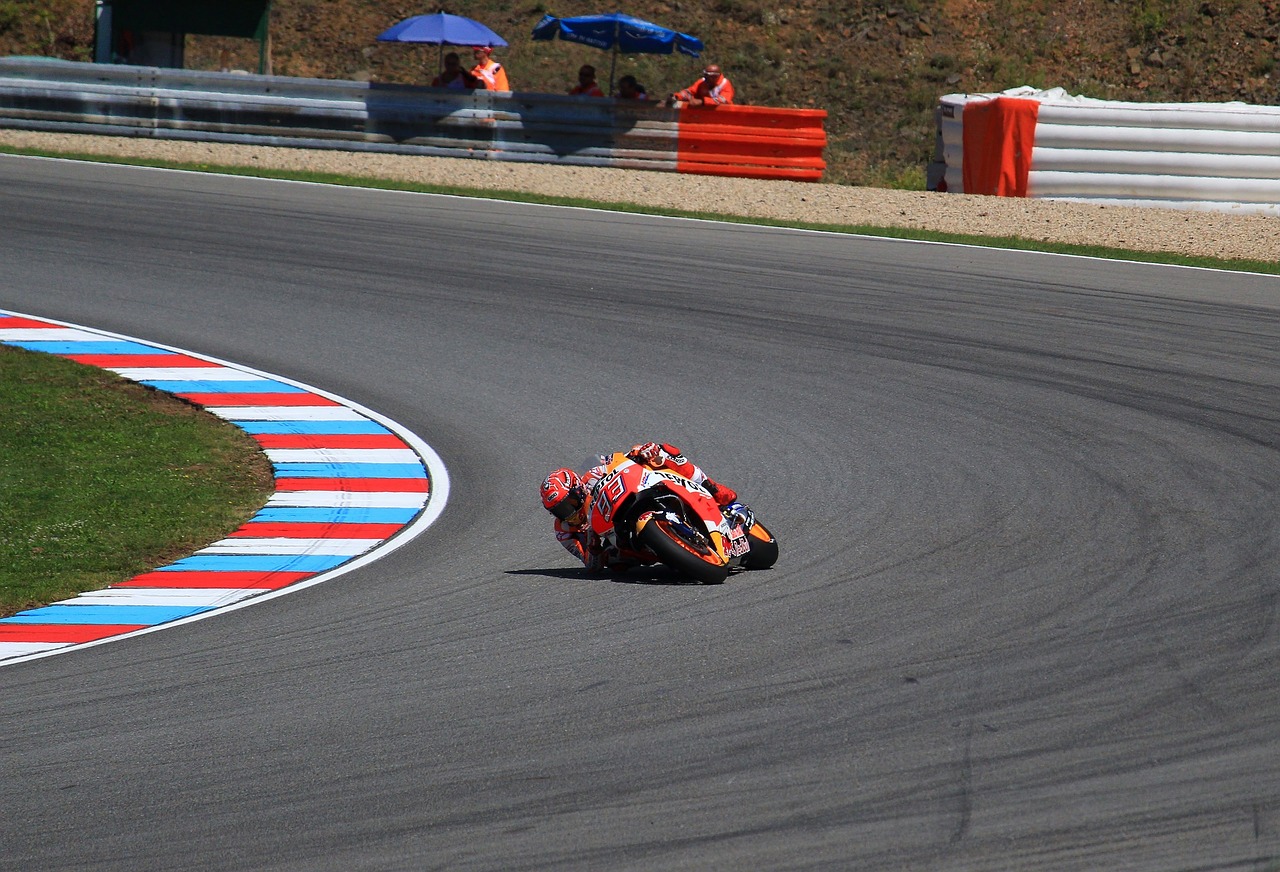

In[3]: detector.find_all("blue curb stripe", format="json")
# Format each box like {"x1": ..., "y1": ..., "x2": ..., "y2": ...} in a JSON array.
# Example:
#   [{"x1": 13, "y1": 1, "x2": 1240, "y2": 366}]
[
  {"x1": 4, "y1": 604, "x2": 212, "y2": 625},
  {"x1": 272, "y1": 462, "x2": 428, "y2": 479},
  {"x1": 7, "y1": 340, "x2": 163, "y2": 355},
  {"x1": 236, "y1": 421, "x2": 394, "y2": 435},
  {"x1": 251, "y1": 507, "x2": 422, "y2": 523},
  {"x1": 158, "y1": 554, "x2": 352, "y2": 573},
  {"x1": 138, "y1": 379, "x2": 307, "y2": 393}
]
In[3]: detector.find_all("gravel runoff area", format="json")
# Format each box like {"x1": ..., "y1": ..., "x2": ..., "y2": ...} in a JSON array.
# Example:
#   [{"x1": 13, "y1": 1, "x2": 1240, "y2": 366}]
[{"x1": 4, "y1": 129, "x2": 1278, "y2": 264}]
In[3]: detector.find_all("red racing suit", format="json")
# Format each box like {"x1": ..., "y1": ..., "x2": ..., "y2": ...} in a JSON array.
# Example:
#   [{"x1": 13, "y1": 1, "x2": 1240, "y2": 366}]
[{"x1": 553, "y1": 442, "x2": 738, "y2": 571}]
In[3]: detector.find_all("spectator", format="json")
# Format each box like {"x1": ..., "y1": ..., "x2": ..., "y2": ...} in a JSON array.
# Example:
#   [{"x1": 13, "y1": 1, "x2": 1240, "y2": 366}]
[
  {"x1": 669, "y1": 64, "x2": 734, "y2": 107},
  {"x1": 617, "y1": 75, "x2": 648, "y2": 101},
  {"x1": 432, "y1": 52, "x2": 480, "y2": 89},
  {"x1": 569, "y1": 64, "x2": 605, "y2": 97},
  {"x1": 470, "y1": 45, "x2": 509, "y2": 91}
]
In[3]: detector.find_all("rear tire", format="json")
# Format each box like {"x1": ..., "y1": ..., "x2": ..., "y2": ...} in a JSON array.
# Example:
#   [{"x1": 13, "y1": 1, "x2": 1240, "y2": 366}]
[{"x1": 637, "y1": 517, "x2": 729, "y2": 585}]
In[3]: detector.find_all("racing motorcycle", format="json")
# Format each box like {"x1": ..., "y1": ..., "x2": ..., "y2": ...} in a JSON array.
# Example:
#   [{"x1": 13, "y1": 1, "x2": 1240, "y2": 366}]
[{"x1": 586, "y1": 452, "x2": 778, "y2": 584}]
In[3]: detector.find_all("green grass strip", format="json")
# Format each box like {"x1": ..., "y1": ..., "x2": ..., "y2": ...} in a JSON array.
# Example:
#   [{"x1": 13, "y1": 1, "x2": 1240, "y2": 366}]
[
  {"x1": 3, "y1": 142, "x2": 1276, "y2": 275},
  {"x1": 0, "y1": 344, "x2": 273, "y2": 617}
]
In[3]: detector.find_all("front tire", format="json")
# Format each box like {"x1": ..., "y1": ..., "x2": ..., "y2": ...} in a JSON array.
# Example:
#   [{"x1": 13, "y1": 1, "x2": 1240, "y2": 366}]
[
  {"x1": 743, "y1": 522, "x2": 779, "y2": 570},
  {"x1": 636, "y1": 517, "x2": 729, "y2": 585}
]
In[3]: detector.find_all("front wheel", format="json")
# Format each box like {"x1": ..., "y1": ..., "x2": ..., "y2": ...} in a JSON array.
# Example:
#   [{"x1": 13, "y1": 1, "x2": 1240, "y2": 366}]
[
  {"x1": 636, "y1": 517, "x2": 729, "y2": 585},
  {"x1": 743, "y1": 521, "x2": 779, "y2": 570}
]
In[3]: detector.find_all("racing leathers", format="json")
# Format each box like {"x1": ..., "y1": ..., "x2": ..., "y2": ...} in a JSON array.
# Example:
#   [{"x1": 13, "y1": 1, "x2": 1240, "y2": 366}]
[{"x1": 553, "y1": 442, "x2": 738, "y2": 571}]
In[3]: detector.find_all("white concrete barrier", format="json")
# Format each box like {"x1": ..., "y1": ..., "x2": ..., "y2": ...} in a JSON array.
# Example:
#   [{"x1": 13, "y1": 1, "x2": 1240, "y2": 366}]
[{"x1": 930, "y1": 86, "x2": 1280, "y2": 216}]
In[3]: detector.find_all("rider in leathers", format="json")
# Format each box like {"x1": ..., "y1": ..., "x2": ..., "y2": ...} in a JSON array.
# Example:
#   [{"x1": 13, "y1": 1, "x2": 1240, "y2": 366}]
[{"x1": 540, "y1": 442, "x2": 739, "y2": 571}]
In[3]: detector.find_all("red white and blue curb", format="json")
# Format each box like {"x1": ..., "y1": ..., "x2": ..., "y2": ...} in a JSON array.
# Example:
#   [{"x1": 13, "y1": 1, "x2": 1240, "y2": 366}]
[{"x1": 0, "y1": 309, "x2": 450, "y2": 667}]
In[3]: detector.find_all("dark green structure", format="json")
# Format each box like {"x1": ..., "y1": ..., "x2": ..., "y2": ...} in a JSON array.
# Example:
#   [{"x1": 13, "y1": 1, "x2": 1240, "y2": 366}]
[{"x1": 94, "y1": 0, "x2": 273, "y2": 73}]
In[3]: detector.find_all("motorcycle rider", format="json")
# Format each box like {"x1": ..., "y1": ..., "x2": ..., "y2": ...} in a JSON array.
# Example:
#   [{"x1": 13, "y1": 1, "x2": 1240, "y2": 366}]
[{"x1": 540, "y1": 441, "x2": 739, "y2": 571}]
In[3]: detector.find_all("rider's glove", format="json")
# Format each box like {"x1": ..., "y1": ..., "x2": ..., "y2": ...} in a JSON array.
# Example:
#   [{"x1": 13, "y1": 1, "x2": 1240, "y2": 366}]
[
  {"x1": 583, "y1": 534, "x2": 609, "y2": 571},
  {"x1": 724, "y1": 501, "x2": 754, "y2": 528},
  {"x1": 629, "y1": 441, "x2": 664, "y2": 468}
]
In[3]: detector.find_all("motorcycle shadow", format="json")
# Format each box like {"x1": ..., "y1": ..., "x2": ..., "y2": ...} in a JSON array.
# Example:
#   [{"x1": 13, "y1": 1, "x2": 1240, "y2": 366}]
[{"x1": 505, "y1": 567, "x2": 708, "y2": 586}]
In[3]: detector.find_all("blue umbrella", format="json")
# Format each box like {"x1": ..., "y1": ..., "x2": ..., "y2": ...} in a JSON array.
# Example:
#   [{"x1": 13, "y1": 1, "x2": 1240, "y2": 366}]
[
  {"x1": 377, "y1": 13, "x2": 507, "y2": 47},
  {"x1": 377, "y1": 13, "x2": 507, "y2": 73},
  {"x1": 531, "y1": 12, "x2": 703, "y2": 95}
]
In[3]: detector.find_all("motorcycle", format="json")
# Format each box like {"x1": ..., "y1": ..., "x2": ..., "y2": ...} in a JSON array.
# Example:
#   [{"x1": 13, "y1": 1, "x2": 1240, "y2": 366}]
[{"x1": 585, "y1": 452, "x2": 778, "y2": 584}]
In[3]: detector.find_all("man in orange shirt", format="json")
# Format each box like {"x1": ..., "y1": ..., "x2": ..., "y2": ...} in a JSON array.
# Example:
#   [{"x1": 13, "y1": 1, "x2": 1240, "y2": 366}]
[
  {"x1": 670, "y1": 64, "x2": 734, "y2": 107},
  {"x1": 470, "y1": 45, "x2": 509, "y2": 91}
]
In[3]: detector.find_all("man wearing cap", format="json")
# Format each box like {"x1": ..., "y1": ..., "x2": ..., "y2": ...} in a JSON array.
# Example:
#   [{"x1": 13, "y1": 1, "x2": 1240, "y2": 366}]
[
  {"x1": 470, "y1": 45, "x2": 509, "y2": 91},
  {"x1": 670, "y1": 65, "x2": 734, "y2": 107}
]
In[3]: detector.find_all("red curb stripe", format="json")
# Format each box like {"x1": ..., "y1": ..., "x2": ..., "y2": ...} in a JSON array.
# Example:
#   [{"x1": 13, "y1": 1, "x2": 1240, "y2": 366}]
[
  {"x1": 67, "y1": 353, "x2": 220, "y2": 368},
  {"x1": 0, "y1": 316, "x2": 61, "y2": 328},
  {"x1": 252, "y1": 434, "x2": 407, "y2": 449},
  {"x1": 115, "y1": 571, "x2": 313, "y2": 589},
  {"x1": 230, "y1": 522, "x2": 405, "y2": 538},
  {"x1": 274, "y1": 478, "x2": 430, "y2": 492},
  {"x1": 0, "y1": 624, "x2": 147, "y2": 643},
  {"x1": 178, "y1": 393, "x2": 342, "y2": 407}
]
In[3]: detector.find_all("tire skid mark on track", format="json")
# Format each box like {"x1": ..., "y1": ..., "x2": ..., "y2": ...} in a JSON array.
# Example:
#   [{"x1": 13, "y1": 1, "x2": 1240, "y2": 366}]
[{"x1": 0, "y1": 309, "x2": 449, "y2": 667}]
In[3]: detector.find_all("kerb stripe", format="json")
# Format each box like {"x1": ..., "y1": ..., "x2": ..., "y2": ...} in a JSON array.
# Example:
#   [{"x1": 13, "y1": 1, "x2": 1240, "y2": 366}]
[{"x1": 0, "y1": 308, "x2": 448, "y2": 667}]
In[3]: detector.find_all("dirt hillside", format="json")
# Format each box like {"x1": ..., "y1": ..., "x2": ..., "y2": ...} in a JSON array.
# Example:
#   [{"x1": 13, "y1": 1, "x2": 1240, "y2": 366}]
[{"x1": 3, "y1": 0, "x2": 1280, "y2": 185}]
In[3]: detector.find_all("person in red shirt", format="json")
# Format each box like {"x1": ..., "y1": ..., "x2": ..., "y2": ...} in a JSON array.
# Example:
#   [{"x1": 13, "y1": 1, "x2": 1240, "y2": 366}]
[
  {"x1": 670, "y1": 64, "x2": 734, "y2": 107},
  {"x1": 470, "y1": 45, "x2": 509, "y2": 91},
  {"x1": 540, "y1": 441, "x2": 739, "y2": 571},
  {"x1": 617, "y1": 75, "x2": 648, "y2": 101},
  {"x1": 569, "y1": 64, "x2": 605, "y2": 97}
]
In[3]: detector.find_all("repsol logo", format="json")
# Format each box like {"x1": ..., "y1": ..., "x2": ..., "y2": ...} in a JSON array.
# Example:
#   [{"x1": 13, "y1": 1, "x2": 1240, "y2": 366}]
[{"x1": 650, "y1": 470, "x2": 709, "y2": 495}]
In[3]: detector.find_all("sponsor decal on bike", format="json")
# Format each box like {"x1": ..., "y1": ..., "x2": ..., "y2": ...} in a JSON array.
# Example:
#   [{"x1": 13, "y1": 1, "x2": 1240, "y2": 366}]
[
  {"x1": 591, "y1": 469, "x2": 631, "y2": 524},
  {"x1": 646, "y1": 469, "x2": 711, "y2": 496}
]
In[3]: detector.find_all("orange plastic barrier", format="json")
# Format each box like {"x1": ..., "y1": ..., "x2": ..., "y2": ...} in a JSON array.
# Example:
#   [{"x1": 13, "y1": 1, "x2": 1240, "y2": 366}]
[
  {"x1": 960, "y1": 96, "x2": 1039, "y2": 196},
  {"x1": 676, "y1": 105, "x2": 828, "y2": 181}
]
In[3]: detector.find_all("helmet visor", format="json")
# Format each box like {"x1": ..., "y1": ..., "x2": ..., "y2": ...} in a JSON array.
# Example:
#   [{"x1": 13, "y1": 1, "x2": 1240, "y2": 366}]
[{"x1": 551, "y1": 491, "x2": 584, "y2": 521}]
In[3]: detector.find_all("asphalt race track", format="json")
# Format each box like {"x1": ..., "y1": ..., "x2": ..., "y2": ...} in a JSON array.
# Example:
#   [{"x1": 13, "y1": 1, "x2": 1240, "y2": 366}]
[{"x1": 2, "y1": 155, "x2": 1279, "y2": 871}]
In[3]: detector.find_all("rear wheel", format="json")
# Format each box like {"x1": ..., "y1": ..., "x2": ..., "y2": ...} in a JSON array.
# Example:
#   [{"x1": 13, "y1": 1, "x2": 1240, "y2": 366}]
[
  {"x1": 637, "y1": 516, "x2": 729, "y2": 585},
  {"x1": 743, "y1": 522, "x2": 779, "y2": 570}
]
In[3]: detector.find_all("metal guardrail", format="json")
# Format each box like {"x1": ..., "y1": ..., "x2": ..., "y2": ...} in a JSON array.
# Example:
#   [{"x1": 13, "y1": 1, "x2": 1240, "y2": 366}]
[{"x1": 0, "y1": 57, "x2": 826, "y2": 180}]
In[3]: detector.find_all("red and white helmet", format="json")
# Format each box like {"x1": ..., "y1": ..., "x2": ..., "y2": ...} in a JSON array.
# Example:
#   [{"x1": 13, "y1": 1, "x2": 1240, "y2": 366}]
[{"x1": 541, "y1": 467, "x2": 586, "y2": 521}]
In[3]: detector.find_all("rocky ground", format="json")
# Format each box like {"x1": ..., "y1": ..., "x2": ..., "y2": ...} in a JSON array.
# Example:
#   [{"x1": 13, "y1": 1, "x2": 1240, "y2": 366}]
[{"x1": 5, "y1": 129, "x2": 1278, "y2": 264}]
